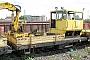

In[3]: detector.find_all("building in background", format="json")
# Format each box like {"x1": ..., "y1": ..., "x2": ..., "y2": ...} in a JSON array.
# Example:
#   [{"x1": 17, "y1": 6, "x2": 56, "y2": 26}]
[
  {"x1": 5, "y1": 16, "x2": 12, "y2": 20},
  {"x1": 5, "y1": 16, "x2": 16, "y2": 20},
  {"x1": 24, "y1": 15, "x2": 46, "y2": 21},
  {"x1": 5, "y1": 15, "x2": 46, "y2": 21}
]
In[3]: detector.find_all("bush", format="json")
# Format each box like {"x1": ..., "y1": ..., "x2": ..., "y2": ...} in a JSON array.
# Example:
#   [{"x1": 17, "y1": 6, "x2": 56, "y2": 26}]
[
  {"x1": 83, "y1": 19, "x2": 90, "y2": 23},
  {"x1": 19, "y1": 16, "x2": 27, "y2": 20}
]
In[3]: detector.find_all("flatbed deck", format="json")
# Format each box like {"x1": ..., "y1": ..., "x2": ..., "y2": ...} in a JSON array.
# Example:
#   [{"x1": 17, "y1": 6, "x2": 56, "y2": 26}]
[
  {"x1": 82, "y1": 29, "x2": 90, "y2": 32},
  {"x1": 7, "y1": 37, "x2": 88, "y2": 50},
  {"x1": 31, "y1": 37, "x2": 87, "y2": 48}
]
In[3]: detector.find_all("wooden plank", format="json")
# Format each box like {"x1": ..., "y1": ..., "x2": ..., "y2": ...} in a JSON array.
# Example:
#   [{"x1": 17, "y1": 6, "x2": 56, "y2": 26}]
[
  {"x1": 56, "y1": 34, "x2": 65, "y2": 41},
  {"x1": 31, "y1": 40, "x2": 54, "y2": 44},
  {"x1": 31, "y1": 34, "x2": 65, "y2": 44},
  {"x1": 65, "y1": 37, "x2": 81, "y2": 40},
  {"x1": 0, "y1": 38, "x2": 7, "y2": 47},
  {"x1": 82, "y1": 29, "x2": 90, "y2": 32},
  {"x1": 16, "y1": 37, "x2": 30, "y2": 45},
  {"x1": 31, "y1": 36, "x2": 55, "y2": 41},
  {"x1": 31, "y1": 35, "x2": 55, "y2": 44},
  {"x1": 17, "y1": 40, "x2": 30, "y2": 45}
]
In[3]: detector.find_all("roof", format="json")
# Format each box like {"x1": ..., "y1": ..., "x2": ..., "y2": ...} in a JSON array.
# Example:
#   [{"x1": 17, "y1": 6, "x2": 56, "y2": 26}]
[{"x1": 50, "y1": 9, "x2": 83, "y2": 13}]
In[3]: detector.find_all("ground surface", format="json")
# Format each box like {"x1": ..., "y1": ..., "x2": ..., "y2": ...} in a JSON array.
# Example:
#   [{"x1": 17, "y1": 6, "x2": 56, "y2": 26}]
[
  {"x1": 34, "y1": 47, "x2": 90, "y2": 60},
  {"x1": 1, "y1": 44, "x2": 90, "y2": 60}
]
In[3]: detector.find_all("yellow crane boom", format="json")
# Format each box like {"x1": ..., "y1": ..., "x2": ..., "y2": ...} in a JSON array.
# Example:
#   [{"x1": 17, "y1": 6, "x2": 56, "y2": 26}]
[{"x1": 0, "y1": 2, "x2": 21, "y2": 32}]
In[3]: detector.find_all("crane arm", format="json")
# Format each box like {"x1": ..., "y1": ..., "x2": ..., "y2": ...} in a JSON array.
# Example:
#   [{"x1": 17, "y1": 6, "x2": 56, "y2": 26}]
[
  {"x1": 0, "y1": 2, "x2": 21, "y2": 32},
  {"x1": 0, "y1": 2, "x2": 16, "y2": 11}
]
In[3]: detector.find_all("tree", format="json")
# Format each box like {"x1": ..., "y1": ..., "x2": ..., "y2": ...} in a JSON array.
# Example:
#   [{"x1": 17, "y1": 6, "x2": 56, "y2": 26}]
[
  {"x1": 19, "y1": 16, "x2": 27, "y2": 20},
  {"x1": 83, "y1": 19, "x2": 90, "y2": 23},
  {"x1": 0, "y1": 18, "x2": 4, "y2": 20}
]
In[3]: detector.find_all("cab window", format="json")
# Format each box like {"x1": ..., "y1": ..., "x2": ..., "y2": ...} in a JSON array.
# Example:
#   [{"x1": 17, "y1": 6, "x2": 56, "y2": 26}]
[
  {"x1": 57, "y1": 11, "x2": 63, "y2": 20},
  {"x1": 51, "y1": 12, "x2": 56, "y2": 20},
  {"x1": 57, "y1": 11, "x2": 67, "y2": 20},
  {"x1": 68, "y1": 11, "x2": 74, "y2": 20},
  {"x1": 75, "y1": 12, "x2": 83, "y2": 20}
]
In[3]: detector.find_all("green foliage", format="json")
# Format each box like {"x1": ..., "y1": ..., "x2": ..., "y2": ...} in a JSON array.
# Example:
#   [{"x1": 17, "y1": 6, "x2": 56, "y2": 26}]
[
  {"x1": 50, "y1": 58, "x2": 54, "y2": 60},
  {"x1": 69, "y1": 47, "x2": 90, "y2": 60},
  {"x1": 21, "y1": 55, "x2": 34, "y2": 60},
  {"x1": 0, "y1": 18, "x2": 4, "y2": 20},
  {"x1": 25, "y1": 57, "x2": 34, "y2": 60},
  {"x1": 19, "y1": 16, "x2": 27, "y2": 20},
  {"x1": 70, "y1": 52, "x2": 85, "y2": 60},
  {"x1": 69, "y1": 52, "x2": 82, "y2": 60},
  {"x1": 0, "y1": 57, "x2": 2, "y2": 60},
  {"x1": 83, "y1": 19, "x2": 90, "y2": 23},
  {"x1": 84, "y1": 47, "x2": 90, "y2": 54},
  {"x1": 6, "y1": 56, "x2": 13, "y2": 60},
  {"x1": 4, "y1": 56, "x2": 14, "y2": 60}
]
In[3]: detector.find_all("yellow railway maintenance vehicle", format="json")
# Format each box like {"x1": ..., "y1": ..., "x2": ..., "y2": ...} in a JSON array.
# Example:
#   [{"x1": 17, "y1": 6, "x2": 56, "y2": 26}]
[
  {"x1": 0, "y1": 2, "x2": 88, "y2": 55},
  {"x1": 23, "y1": 8, "x2": 88, "y2": 54},
  {"x1": 50, "y1": 7, "x2": 83, "y2": 36}
]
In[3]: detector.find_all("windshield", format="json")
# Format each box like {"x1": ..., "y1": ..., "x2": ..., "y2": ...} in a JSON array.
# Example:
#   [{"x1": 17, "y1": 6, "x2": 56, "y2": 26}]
[
  {"x1": 51, "y1": 11, "x2": 67, "y2": 20},
  {"x1": 75, "y1": 12, "x2": 83, "y2": 20},
  {"x1": 57, "y1": 11, "x2": 63, "y2": 19},
  {"x1": 57, "y1": 11, "x2": 67, "y2": 20}
]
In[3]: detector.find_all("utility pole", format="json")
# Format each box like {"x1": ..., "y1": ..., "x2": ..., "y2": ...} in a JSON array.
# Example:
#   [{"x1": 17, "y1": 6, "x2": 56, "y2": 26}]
[
  {"x1": 82, "y1": 8, "x2": 85, "y2": 19},
  {"x1": 87, "y1": 11, "x2": 89, "y2": 19},
  {"x1": 24, "y1": 10, "x2": 26, "y2": 20}
]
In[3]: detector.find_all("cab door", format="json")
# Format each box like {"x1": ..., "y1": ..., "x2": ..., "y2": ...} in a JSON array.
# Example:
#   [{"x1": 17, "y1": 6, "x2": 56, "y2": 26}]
[
  {"x1": 51, "y1": 12, "x2": 56, "y2": 28},
  {"x1": 66, "y1": 11, "x2": 75, "y2": 30},
  {"x1": 74, "y1": 12, "x2": 83, "y2": 30}
]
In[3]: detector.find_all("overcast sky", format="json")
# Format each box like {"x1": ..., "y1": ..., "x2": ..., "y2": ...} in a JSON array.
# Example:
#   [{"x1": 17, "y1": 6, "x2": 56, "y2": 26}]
[{"x1": 0, "y1": 0, "x2": 90, "y2": 19}]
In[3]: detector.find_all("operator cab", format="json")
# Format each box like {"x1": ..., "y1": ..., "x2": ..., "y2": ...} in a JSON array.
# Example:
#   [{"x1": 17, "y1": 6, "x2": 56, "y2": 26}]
[{"x1": 50, "y1": 8, "x2": 83, "y2": 36}]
